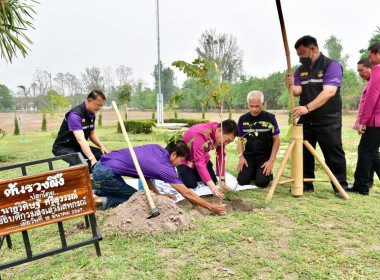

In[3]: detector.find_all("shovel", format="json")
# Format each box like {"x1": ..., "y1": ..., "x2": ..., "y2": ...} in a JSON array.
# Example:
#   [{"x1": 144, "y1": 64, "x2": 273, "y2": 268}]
[{"x1": 112, "y1": 101, "x2": 160, "y2": 219}]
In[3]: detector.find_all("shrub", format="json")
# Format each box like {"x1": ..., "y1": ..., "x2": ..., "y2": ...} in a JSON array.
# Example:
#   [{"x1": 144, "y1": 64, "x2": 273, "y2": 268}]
[
  {"x1": 164, "y1": 118, "x2": 209, "y2": 127},
  {"x1": 0, "y1": 128, "x2": 6, "y2": 139},
  {"x1": 41, "y1": 112, "x2": 47, "y2": 131},
  {"x1": 98, "y1": 110, "x2": 103, "y2": 126},
  {"x1": 117, "y1": 119, "x2": 156, "y2": 134},
  {"x1": 14, "y1": 114, "x2": 19, "y2": 135}
]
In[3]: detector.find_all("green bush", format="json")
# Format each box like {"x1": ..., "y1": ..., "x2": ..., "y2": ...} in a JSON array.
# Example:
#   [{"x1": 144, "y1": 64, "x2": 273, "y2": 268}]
[
  {"x1": 98, "y1": 110, "x2": 103, "y2": 126},
  {"x1": 14, "y1": 114, "x2": 19, "y2": 135},
  {"x1": 41, "y1": 112, "x2": 47, "y2": 131},
  {"x1": 117, "y1": 119, "x2": 156, "y2": 134},
  {"x1": 0, "y1": 128, "x2": 6, "y2": 139},
  {"x1": 164, "y1": 118, "x2": 209, "y2": 127}
]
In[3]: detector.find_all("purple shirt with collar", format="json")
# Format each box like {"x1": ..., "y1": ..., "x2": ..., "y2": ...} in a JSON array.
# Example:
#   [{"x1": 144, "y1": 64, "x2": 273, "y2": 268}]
[
  {"x1": 66, "y1": 102, "x2": 95, "y2": 131},
  {"x1": 100, "y1": 144, "x2": 183, "y2": 184},
  {"x1": 294, "y1": 53, "x2": 343, "y2": 87}
]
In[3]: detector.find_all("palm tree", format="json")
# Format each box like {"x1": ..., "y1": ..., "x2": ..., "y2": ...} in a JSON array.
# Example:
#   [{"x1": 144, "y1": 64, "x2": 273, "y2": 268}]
[{"x1": 0, "y1": 0, "x2": 38, "y2": 63}]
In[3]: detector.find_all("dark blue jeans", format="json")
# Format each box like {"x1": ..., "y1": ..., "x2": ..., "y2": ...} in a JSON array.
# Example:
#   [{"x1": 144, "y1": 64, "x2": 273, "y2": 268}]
[{"x1": 92, "y1": 160, "x2": 137, "y2": 209}]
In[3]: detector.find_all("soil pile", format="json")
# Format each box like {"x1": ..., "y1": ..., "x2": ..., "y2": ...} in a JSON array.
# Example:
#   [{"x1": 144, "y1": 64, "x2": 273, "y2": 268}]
[{"x1": 101, "y1": 191, "x2": 193, "y2": 236}]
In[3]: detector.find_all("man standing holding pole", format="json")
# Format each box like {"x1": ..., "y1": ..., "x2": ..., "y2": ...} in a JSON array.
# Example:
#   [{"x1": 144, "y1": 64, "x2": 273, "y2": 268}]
[{"x1": 285, "y1": 35, "x2": 348, "y2": 196}]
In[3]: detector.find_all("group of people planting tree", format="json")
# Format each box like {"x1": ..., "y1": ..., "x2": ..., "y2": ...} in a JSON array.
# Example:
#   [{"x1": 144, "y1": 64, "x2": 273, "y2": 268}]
[{"x1": 52, "y1": 35, "x2": 380, "y2": 214}]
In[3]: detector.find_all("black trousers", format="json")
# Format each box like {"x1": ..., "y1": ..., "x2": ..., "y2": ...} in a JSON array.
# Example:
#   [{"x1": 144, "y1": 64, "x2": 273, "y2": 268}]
[
  {"x1": 302, "y1": 123, "x2": 348, "y2": 191},
  {"x1": 177, "y1": 161, "x2": 217, "y2": 189},
  {"x1": 369, "y1": 150, "x2": 380, "y2": 186},
  {"x1": 53, "y1": 145, "x2": 103, "y2": 172},
  {"x1": 237, "y1": 156, "x2": 272, "y2": 188},
  {"x1": 354, "y1": 127, "x2": 380, "y2": 192}
]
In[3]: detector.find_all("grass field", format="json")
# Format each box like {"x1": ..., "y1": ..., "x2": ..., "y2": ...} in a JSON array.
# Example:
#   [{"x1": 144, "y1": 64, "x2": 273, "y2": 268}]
[{"x1": 0, "y1": 111, "x2": 379, "y2": 279}]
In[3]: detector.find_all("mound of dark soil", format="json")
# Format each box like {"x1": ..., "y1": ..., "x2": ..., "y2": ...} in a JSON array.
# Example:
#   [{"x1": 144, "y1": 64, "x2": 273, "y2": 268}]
[{"x1": 100, "y1": 191, "x2": 193, "y2": 236}]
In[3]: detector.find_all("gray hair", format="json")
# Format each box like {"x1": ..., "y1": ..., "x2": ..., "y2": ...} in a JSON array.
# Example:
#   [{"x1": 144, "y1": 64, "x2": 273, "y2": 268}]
[{"x1": 247, "y1": 91, "x2": 264, "y2": 103}]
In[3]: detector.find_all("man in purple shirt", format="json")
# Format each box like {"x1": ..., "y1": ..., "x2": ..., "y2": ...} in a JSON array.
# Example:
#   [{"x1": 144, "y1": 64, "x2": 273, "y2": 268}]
[
  {"x1": 52, "y1": 90, "x2": 108, "y2": 170},
  {"x1": 92, "y1": 141, "x2": 226, "y2": 215},
  {"x1": 285, "y1": 35, "x2": 348, "y2": 197},
  {"x1": 348, "y1": 42, "x2": 380, "y2": 195}
]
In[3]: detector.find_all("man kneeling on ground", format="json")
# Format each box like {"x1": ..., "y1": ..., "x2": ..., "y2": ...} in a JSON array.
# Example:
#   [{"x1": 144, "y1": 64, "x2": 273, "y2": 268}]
[
  {"x1": 237, "y1": 91, "x2": 280, "y2": 188},
  {"x1": 92, "y1": 140, "x2": 226, "y2": 215}
]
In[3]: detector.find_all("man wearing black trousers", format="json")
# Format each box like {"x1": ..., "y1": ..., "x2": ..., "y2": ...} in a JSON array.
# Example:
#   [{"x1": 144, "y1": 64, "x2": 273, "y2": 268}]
[
  {"x1": 237, "y1": 91, "x2": 280, "y2": 188},
  {"x1": 285, "y1": 35, "x2": 348, "y2": 197}
]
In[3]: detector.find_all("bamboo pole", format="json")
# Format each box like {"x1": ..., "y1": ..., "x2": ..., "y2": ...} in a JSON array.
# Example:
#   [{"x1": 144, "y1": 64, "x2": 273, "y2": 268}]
[
  {"x1": 290, "y1": 125, "x2": 303, "y2": 196},
  {"x1": 276, "y1": 0, "x2": 296, "y2": 126},
  {"x1": 112, "y1": 101, "x2": 160, "y2": 217},
  {"x1": 303, "y1": 140, "x2": 349, "y2": 200},
  {"x1": 266, "y1": 140, "x2": 295, "y2": 203}
]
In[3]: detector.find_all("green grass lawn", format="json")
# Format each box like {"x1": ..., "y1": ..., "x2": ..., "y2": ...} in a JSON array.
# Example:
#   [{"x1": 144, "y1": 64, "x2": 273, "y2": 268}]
[{"x1": 0, "y1": 121, "x2": 380, "y2": 279}]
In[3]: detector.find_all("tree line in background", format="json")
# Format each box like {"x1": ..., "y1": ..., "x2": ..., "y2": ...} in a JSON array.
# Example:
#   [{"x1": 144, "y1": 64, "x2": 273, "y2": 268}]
[{"x1": 1, "y1": 27, "x2": 380, "y2": 116}]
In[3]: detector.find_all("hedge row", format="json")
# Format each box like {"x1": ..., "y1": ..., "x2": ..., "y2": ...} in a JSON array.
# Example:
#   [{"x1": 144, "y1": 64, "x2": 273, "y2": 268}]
[
  {"x1": 164, "y1": 118, "x2": 210, "y2": 127},
  {"x1": 117, "y1": 119, "x2": 156, "y2": 134},
  {"x1": 116, "y1": 118, "x2": 210, "y2": 134}
]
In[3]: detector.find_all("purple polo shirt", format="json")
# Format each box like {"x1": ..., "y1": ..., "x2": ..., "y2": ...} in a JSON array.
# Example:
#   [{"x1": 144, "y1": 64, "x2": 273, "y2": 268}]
[
  {"x1": 100, "y1": 144, "x2": 183, "y2": 184},
  {"x1": 294, "y1": 54, "x2": 343, "y2": 87},
  {"x1": 66, "y1": 102, "x2": 95, "y2": 131}
]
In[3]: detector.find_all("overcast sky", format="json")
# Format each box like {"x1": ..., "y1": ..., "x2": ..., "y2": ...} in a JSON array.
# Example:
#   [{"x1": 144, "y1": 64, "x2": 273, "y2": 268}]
[{"x1": 1, "y1": 0, "x2": 379, "y2": 94}]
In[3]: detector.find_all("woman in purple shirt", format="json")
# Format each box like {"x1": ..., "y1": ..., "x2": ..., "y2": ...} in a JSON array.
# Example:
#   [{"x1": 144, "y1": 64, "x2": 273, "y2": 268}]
[{"x1": 92, "y1": 140, "x2": 226, "y2": 215}]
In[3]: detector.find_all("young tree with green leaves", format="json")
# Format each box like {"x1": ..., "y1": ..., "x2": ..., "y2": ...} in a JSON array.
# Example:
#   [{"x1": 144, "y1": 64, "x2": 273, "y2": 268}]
[
  {"x1": 324, "y1": 35, "x2": 350, "y2": 69},
  {"x1": 359, "y1": 26, "x2": 380, "y2": 58},
  {"x1": 153, "y1": 61, "x2": 176, "y2": 103},
  {"x1": 14, "y1": 113, "x2": 19, "y2": 135},
  {"x1": 173, "y1": 58, "x2": 235, "y2": 193},
  {"x1": 0, "y1": 84, "x2": 14, "y2": 110},
  {"x1": 44, "y1": 90, "x2": 70, "y2": 111},
  {"x1": 41, "y1": 111, "x2": 47, "y2": 131},
  {"x1": 115, "y1": 84, "x2": 132, "y2": 119}
]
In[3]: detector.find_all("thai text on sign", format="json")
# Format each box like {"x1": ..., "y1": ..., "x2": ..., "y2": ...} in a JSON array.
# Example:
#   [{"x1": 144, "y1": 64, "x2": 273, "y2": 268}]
[{"x1": 0, "y1": 165, "x2": 95, "y2": 236}]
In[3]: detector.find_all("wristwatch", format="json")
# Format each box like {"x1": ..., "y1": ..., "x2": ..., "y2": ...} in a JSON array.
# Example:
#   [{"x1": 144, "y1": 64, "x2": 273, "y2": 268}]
[{"x1": 238, "y1": 153, "x2": 243, "y2": 157}]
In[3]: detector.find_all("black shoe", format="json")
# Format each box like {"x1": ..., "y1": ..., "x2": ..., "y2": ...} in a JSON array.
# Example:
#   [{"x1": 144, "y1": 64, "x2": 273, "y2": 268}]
[
  {"x1": 347, "y1": 184, "x2": 369, "y2": 195},
  {"x1": 335, "y1": 192, "x2": 343, "y2": 198},
  {"x1": 304, "y1": 186, "x2": 314, "y2": 192}
]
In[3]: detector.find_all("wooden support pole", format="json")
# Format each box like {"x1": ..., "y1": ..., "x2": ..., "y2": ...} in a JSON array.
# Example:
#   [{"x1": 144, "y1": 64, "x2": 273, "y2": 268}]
[
  {"x1": 303, "y1": 140, "x2": 349, "y2": 200},
  {"x1": 266, "y1": 140, "x2": 295, "y2": 203},
  {"x1": 290, "y1": 125, "x2": 303, "y2": 196}
]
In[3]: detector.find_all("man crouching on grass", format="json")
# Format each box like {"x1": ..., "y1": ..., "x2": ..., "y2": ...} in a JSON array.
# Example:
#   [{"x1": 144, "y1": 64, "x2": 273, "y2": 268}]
[{"x1": 92, "y1": 140, "x2": 226, "y2": 215}]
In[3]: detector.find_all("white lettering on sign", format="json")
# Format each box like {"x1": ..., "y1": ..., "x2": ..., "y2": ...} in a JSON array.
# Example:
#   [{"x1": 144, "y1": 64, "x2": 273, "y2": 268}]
[{"x1": 3, "y1": 173, "x2": 65, "y2": 197}]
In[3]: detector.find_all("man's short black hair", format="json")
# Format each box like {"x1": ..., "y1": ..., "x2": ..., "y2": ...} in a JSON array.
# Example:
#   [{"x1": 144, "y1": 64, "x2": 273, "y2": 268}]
[
  {"x1": 294, "y1": 35, "x2": 318, "y2": 49},
  {"x1": 217, "y1": 119, "x2": 238, "y2": 137},
  {"x1": 368, "y1": 42, "x2": 380, "y2": 54},
  {"x1": 87, "y1": 90, "x2": 106, "y2": 101},
  {"x1": 357, "y1": 57, "x2": 372, "y2": 68}
]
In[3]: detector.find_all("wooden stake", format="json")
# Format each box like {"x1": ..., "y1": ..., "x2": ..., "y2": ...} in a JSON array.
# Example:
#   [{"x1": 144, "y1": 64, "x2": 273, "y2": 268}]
[
  {"x1": 266, "y1": 140, "x2": 295, "y2": 203},
  {"x1": 303, "y1": 140, "x2": 349, "y2": 200},
  {"x1": 290, "y1": 125, "x2": 303, "y2": 196}
]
